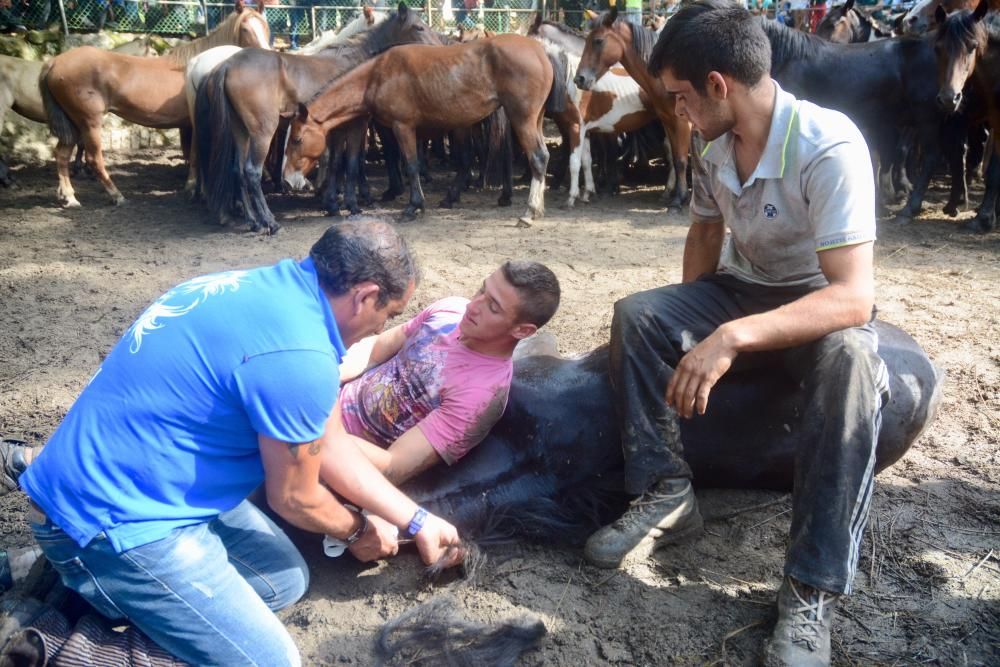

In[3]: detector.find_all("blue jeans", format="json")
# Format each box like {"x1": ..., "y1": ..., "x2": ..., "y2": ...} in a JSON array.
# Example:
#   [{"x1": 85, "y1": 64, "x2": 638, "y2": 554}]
[{"x1": 29, "y1": 500, "x2": 308, "y2": 666}]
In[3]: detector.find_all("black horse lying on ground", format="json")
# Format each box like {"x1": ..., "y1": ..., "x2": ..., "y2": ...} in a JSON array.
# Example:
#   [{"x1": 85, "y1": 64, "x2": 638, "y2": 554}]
[{"x1": 402, "y1": 320, "x2": 942, "y2": 544}]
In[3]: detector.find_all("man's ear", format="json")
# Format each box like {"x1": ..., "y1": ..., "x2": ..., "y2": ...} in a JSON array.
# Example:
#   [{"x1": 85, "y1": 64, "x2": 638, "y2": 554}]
[
  {"x1": 352, "y1": 283, "x2": 381, "y2": 314},
  {"x1": 511, "y1": 322, "x2": 538, "y2": 341},
  {"x1": 706, "y1": 71, "x2": 728, "y2": 100}
]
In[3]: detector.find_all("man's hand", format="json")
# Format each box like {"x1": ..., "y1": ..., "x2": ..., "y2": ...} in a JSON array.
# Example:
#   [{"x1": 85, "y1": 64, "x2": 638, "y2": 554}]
[
  {"x1": 666, "y1": 327, "x2": 738, "y2": 419},
  {"x1": 348, "y1": 514, "x2": 400, "y2": 562},
  {"x1": 413, "y1": 513, "x2": 464, "y2": 568}
]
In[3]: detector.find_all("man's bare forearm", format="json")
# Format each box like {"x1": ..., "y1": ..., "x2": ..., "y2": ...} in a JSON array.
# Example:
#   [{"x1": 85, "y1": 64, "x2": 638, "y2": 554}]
[{"x1": 682, "y1": 221, "x2": 724, "y2": 283}]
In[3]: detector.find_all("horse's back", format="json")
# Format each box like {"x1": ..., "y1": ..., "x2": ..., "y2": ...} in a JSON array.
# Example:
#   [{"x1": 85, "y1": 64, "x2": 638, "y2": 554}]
[{"x1": 0, "y1": 55, "x2": 45, "y2": 122}]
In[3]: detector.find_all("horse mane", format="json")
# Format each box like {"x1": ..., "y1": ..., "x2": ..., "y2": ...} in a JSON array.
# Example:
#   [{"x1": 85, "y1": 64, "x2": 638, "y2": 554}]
[
  {"x1": 939, "y1": 9, "x2": 991, "y2": 58},
  {"x1": 624, "y1": 19, "x2": 657, "y2": 63},
  {"x1": 758, "y1": 17, "x2": 829, "y2": 69},
  {"x1": 538, "y1": 19, "x2": 586, "y2": 39},
  {"x1": 165, "y1": 9, "x2": 257, "y2": 63}
]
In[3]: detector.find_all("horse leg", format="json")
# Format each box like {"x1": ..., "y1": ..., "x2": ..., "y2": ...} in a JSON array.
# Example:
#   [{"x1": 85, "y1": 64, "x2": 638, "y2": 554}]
[
  {"x1": 581, "y1": 135, "x2": 595, "y2": 203},
  {"x1": 967, "y1": 138, "x2": 999, "y2": 233},
  {"x1": 662, "y1": 118, "x2": 690, "y2": 209},
  {"x1": 894, "y1": 127, "x2": 939, "y2": 224},
  {"x1": 0, "y1": 154, "x2": 12, "y2": 188},
  {"x1": 356, "y1": 121, "x2": 373, "y2": 207},
  {"x1": 499, "y1": 132, "x2": 513, "y2": 208},
  {"x1": 378, "y1": 125, "x2": 405, "y2": 202},
  {"x1": 79, "y1": 123, "x2": 125, "y2": 206},
  {"x1": 71, "y1": 142, "x2": 87, "y2": 178},
  {"x1": 53, "y1": 138, "x2": 80, "y2": 207},
  {"x1": 441, "y1": 128, "x2": 472, "y2": 209},
  {"x1": 342, "y1": 120, "x2": 368, "y2": 216},
  {"x1": 321, "y1": 132, "x2": 344, "y2": 215},
  {"x1": 511, "y1": 112, "x2": 549, "y2": 224},
  {"x1": 394, "y1": 125, "x2": 425, "y2": 221},
  {"x1": 243, "y1": 140, "x2": 279, "y2": 234},
  {"x1": 942, "y1": 116, "x2": 967, "y2": 218}
]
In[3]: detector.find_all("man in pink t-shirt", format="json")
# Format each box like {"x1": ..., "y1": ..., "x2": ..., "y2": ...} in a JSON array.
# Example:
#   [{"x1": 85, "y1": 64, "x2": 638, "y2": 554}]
[{"x1": 330, "y1": 261, "x2": 561, "y2": 484}]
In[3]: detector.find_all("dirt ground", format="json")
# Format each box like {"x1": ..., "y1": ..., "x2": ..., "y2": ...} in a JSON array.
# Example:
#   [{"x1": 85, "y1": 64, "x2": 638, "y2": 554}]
[{"x1": 0, "y1": 147, "x2": 998, "y2": 666}]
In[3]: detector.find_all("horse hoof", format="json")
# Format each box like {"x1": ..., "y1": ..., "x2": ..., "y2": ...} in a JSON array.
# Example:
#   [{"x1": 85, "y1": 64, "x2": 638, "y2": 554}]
[
  {"x1": 438, "y1": 199, "x2": 454, "y2": 209},
  {"x1": 359, "y1": 196, "x2": 374, "y2": 207},
  {"x1": 516, "y1": 216, "x2": 532, "y2": 228},
  {"x1": 380, "y1": 191, "x2": 401, "y2": 203},
  {"x1": 497, "y1": 196, "x2": 512, "y2": 208},
  {"x1": 61, "y1": 197, "x2": 82, "y2": 209},
  {"x1": 943, "y1": 204, "x2": 959, "y2": 218},
  {"x1": 110, "y1": 195, "x2": 126, "y2": 206},
  {"x1": 266, "y1": 223, "x2": 281, "y2": 236},
  {"x1": 894, "y1": 213, "x2": 912, "y2": 225}
]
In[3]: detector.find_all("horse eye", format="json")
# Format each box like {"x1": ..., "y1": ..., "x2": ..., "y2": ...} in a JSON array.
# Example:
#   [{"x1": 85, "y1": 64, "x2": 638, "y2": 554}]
[
  {"x1": 292, "y1": 137, "x2": 302, "y2": 146},
  {"x1": 415, "y1": 25, "x2": 424, "y2": 31}
]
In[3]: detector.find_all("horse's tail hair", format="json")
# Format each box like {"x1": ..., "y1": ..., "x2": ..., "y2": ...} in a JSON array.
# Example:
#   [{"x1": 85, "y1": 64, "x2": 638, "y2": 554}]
[
  {"x1": 374, "y1": 594, "x2": 546, "y2": 667},
  {"x1": 196, "y1": 60, "x2": 240, "y2": 218},
  {"x1": 482, "y1": 106, "x2": 512, "y2": 190},
  {"x1": 545, "y1": 51, "x2": 568, "y2": 115},
  {"x1": 39, "y1": 63, "x2": 78, "y2": 147}
]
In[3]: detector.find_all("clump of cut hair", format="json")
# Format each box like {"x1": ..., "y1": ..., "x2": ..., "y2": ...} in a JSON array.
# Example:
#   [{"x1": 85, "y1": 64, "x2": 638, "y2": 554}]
[
  {"x1": 649, "y1": 0, "x2": 771, "y2": 93},
  {"x1": 501, "y1": 260, "x2": 560, "y2": 328},
  {"x1": 310, "y1": 220, "x2": 419, "y2": 307}
]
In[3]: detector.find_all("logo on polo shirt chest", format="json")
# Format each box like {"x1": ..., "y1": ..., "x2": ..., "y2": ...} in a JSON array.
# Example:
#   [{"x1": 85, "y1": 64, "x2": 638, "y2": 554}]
[{"x1": 763, "y1": 203, "x2": 778, "y2": 219}]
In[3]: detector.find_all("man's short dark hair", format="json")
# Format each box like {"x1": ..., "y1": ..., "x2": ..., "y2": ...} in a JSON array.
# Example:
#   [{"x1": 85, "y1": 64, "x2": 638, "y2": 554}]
[
  {"x1": 310, "y1": 220, "x2": 419, "y2": 307},
  {"x1": 501, "y1": 260, "x2": 560, "y2": 328},
  {"x1": 649, "y1": 0, "x2": 771, "y2": 93}
]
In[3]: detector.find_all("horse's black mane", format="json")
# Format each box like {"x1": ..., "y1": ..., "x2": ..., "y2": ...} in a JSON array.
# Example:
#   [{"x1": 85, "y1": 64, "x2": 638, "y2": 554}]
[
  {"x1": 625, "y1": 19, "x2": 658, "y2": 63},
  {"x1": 759, "y1": 16, "x2": 831, "y2": 68},
  {"x1": 938, "y1": 9, "x2": 1000, "y2": 58}
]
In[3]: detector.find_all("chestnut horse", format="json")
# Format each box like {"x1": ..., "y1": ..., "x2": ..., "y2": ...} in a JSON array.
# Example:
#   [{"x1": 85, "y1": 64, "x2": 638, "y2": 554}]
[
  {"x1": 195, "y1": 3, "x2": 440, "y2": 233},
  {"x1": 39, "y1": 2, "x2": 269, "y2": 208},
  {"x1": 574, "y1": 8, "x2": 693, "y2": 209},
  {"x1": 283, "y1": 34, "x2": 553, "y2": 225},
  {"x1": 934, "y1": 0, "x2": 1000, "y2": 231}
]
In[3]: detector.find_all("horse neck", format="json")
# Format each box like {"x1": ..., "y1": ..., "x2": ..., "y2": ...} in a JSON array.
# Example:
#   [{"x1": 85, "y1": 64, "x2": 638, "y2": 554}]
[
  {"x1": 614, "y1": 29, "x2": 657, "y2": 95},
  {"x1": 165, "y1": 12, "x2": 254, "y2": 63},
  {"x1": 311, "y1": 59, "x2": 375, "y2": 130}
]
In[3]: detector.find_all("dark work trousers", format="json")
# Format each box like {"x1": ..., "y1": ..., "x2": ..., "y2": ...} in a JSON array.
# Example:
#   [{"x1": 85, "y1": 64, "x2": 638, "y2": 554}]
[{"x1": 609, "y1": 272, "x2": 890, "y2": 594}]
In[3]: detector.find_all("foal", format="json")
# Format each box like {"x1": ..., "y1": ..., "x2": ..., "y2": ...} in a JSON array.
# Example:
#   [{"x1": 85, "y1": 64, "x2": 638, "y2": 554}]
[{"x1": 283, "y1": 34, "x2": 553, "y2": 225}]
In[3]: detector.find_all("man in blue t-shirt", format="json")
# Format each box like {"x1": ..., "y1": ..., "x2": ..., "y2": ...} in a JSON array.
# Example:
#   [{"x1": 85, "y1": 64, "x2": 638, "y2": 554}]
[{"x1": 6, "y1": 221, "x2": 465, "y2": 666}]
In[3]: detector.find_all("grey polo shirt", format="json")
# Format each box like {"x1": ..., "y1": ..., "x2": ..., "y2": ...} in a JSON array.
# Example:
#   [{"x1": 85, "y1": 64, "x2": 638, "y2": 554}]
[{"x1": 690, "y1": 80, "x2": 876, "y2": 289}]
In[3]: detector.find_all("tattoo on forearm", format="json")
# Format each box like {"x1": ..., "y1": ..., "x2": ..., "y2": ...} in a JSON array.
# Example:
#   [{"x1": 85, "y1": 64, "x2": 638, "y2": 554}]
[
  {"x1": 308, "y1": 439, "x2": 322, "y2": 456},
  {"x1": 288, "y1": 439, "x2": 322, "y2": 459}
]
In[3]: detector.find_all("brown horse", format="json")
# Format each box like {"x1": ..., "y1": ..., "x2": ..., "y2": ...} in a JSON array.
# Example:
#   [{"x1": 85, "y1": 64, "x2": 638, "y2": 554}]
[
  {"x1": 573, "y1": 8, "x2": 693, "y2": 209},
  {"x1": 816, "y1": 0, "x2": 892, "y2": 42},
  {"x1": 283, "y1": 34, "x2": 553, "y2": 224},
  {"x1": 195, "y1": 3, "x2": 440, "y2": 234},
  {"x1": 934, "y1": 0, "x2": 1000, "y2": 231},
  {"x1": 39, "y1": 1, "x2": 269, "y2": 209}
]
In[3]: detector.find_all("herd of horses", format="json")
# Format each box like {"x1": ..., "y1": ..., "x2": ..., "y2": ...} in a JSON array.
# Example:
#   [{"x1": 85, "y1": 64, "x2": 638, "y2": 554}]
[{"x1": 0, "y1": 0, "x2": 998, "y2": 233}]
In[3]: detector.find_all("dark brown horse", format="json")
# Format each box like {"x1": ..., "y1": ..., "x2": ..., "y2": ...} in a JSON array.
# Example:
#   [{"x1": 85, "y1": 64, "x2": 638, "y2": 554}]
[
  {"x1": 39, "y1": 2, "x2": 269, "y2": 208},
  {"x1": 196, "y1": 3, "x2": 439, "y2": 233},
  {"x1": 816, "y1": 0, "x2": 892, "y2": 42},
  {"x1": 934, "y1": 0, "x2": 1000, "y2": 231},
  {"x1": 283, "y1": 34, "x2": 553, "y2": 224},
  {"x1": 573, "y1": 8, "x2": 693, "y2": 209}
]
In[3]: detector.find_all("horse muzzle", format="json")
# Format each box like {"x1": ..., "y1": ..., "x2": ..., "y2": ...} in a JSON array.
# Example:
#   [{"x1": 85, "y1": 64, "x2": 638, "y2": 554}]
[
  {"x1": 573, "y1": 71, "x2": 596, "y2": 91},
  {"x1": 283, "y1": 170, "x2": 313, "y2": 193},
  {"x1": 936, "y1": 90, "x2": 962, "y2": 114}
]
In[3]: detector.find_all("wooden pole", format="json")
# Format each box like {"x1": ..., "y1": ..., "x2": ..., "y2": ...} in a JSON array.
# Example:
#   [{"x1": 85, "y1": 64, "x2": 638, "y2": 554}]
[{"x1": 57, "y1": 0, "x2": 69, "y2": 35}]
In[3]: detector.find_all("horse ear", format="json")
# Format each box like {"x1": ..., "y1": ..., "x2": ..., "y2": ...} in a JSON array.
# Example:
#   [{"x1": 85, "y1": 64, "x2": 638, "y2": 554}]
[
  {"x1": 531, "y1": 11, "x2": 542, "y2": 31},
  {"x1": 398, "y1": 1, "x2": 408, "y2": 18},
  {"x1": 844, "y1": 0, "x2": 855, "y2": 11},
  {"x1": 363, "y1": 5, "x2": 373, "y2": 21},
  {"x1": 256, "y1": 0, "x2": 265, "y2": 13},
  {"x1": 296, "y1": 103, "x2": 310, "y2": 123},
  {"x1": 234, "y1": 0, "x2": 245, "y2": 12},
  {"x1": 973, "y1": 0, "x2": 988, "y2": 21},
  {"x1": 934, "y1": 4, "x2": 947, "y2": 24},
  {"x1": 584, "y1": 9, "x2": 598, "y2": 20},
  {"x1": 605, "y1": 7, "x2": 618, "y2": 26}
]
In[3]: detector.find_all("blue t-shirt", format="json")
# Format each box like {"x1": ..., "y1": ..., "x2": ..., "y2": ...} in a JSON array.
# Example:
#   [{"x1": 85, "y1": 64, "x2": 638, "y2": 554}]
[{"x1": 21, "y1": 257, "x2": 346, "y2": 553}]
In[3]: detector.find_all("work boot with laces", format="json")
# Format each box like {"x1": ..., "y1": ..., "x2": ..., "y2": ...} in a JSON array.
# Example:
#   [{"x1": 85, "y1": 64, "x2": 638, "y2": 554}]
[
  {"x1": 763, "y1": 576, "x2": 839, "y2": 667},
  {"x1": 583, "y1": 477, "x2": 702, "y2": 569},
  {"x1": 0, "y1": 439, "x2": 29, "y2": 496}
]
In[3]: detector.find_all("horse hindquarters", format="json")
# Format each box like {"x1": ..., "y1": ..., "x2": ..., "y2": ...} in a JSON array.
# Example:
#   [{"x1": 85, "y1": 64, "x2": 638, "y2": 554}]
[{"x1": 39, "y1": 65, "x2": 81, "y2": 208}]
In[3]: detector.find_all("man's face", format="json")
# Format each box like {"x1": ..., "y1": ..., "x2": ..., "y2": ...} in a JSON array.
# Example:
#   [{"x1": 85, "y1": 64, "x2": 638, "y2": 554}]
[
  {"x1": 659, "y1": 68, "x2": 733, "y2": 142},
  {"x1": 347, "y1": 280, "x2": 416, "y2": 347},
  {"x1": 459, "y1": 269, "x2": 524, "y2": 342}
]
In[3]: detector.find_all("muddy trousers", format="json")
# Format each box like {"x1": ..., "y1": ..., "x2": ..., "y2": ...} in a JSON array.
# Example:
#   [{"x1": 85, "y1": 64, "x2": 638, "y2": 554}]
[{"x1": 609, "y1": 273, "x2": 890, "y2": 594}]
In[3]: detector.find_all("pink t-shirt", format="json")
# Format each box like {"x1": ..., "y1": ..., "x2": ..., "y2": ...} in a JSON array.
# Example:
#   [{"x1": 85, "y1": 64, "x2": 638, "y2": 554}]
[{"x1": 339, "y1": 297, "x2": 513, "y2": 464}]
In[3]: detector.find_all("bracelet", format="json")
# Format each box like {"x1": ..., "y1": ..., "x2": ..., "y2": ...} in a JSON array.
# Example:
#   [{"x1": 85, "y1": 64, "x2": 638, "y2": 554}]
[
  {"x1": 343, "y1": 506, "x2": 369, "y2": 545},
  {"x1": 405, "y1": 507, "x2": 428, "y2": 538}
]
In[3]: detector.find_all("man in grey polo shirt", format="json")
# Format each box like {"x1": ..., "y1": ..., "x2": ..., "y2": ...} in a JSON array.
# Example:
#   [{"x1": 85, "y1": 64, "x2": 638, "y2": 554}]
[{"x1": 582, "y1": 2, "x2": 889, "y2": 665}]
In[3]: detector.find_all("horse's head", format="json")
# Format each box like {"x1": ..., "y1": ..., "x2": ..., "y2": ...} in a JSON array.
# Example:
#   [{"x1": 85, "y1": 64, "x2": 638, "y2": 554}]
[
  {"x1": 816, "y1": 0, "x2": 860, "y2": 42},
  {"x1": 282, "y1": 104, "x2": 327, "y2": 192},
  {"x1": 575, "y1": 8, "x2": 631, "y2": 90},
  {"x1": 233, "y1": 0, "x2": 270, "y2": 49},
  {"x1": 374, "y1": 1, "x2": 442, "y2": 49},
  {"x1": 933, "y1": 0, "x2": 989, "y2": 113},
  {"x1": 899, "y1": 0, "x2": 941, "y2": 35}
]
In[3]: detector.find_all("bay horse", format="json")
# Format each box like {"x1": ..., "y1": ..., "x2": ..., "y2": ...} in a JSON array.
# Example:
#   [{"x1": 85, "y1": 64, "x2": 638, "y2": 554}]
[
  {"x1": 283, "y1": 34, "x2": 553, "y2": 225},
  {"x1": 195, "y1": 3, "x2": 440, "y2": 234},
  {"x1": 758, "y1": 17, "x2": 965, "y2": 221},
  {"x1": 0, "y1": 37, "x2": 156, "y2": 187},
  {"x1": 574, "y1": 8, "x2": 693, "y2": 209},
  {"x1": 933, "y1": 0, "x2": 1000, "y2": 231},
  {"x1": 39, "y1": 1, "x2": 270, "y2": 208},
  {"x1": 816, "y1": 0, "x2": 892, "y2": 42}
]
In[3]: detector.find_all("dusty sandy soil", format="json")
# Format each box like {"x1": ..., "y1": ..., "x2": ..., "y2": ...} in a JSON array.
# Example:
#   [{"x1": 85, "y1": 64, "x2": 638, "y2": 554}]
[{"x1": 0, "y1": 148, "x2": 998, "y2": 666}]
